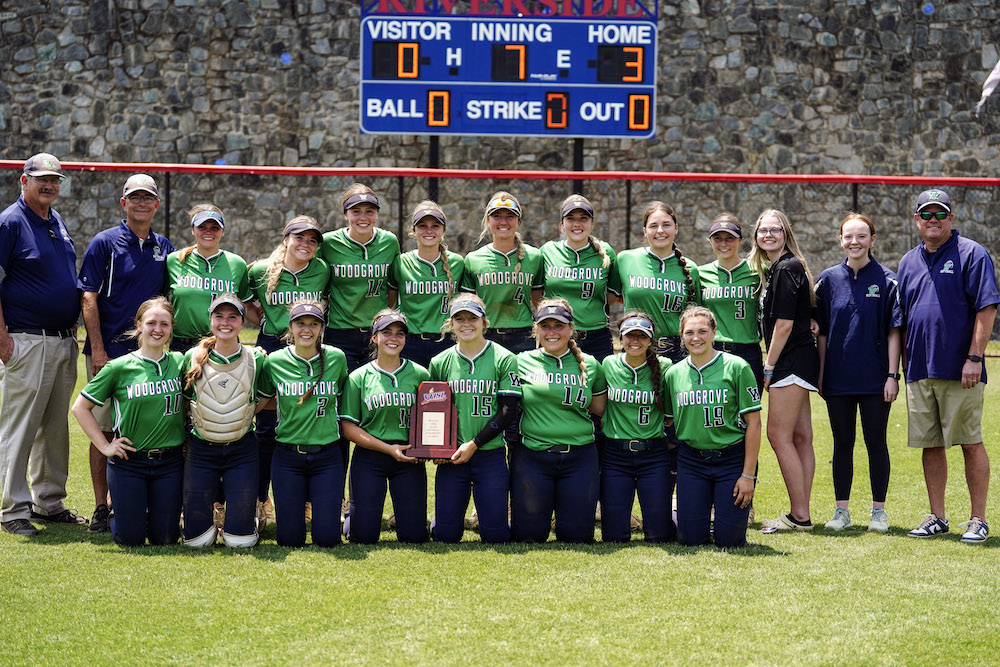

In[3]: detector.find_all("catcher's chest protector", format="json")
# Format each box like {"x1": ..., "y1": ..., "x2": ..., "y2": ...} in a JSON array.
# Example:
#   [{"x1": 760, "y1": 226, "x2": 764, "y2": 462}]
[{"x1": 189, "y1": 346, "x2": 257, "y2": 443}]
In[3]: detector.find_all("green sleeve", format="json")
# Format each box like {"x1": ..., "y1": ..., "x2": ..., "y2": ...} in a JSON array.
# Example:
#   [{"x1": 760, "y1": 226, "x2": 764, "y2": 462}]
[
  {"x1": 236, "y1": 260, "x2": 252, "y2": 302},
  {"x1": 496, "y1": 349, "x2": 521, "y2": 397},
  {"x1": 259, "y1": 355, "x2": 276, "y2": 399},
  {"x1": 80, "y1": 358, "x2": 119, "y2": 406},
  {"x1": 606, "y1": 245, "x2": 622, "y2": 296},
  {"x1": 387, "y1": 253, "x2": 400, "y2": 290},
  {"x1": 180, "y1": 349, "x2": 195, "y2": 401},
  {"x1": 253, "y1": 347, "x2": 270, "y2": 398},
  {"x1": 737, "y1": 360, "x2": 762, "y2": 416},
  {"x1": 341, "y1": 370, "x2": 362, "y2": 424},
  {"x1": 590, "y1": 356, "x2": 607, "y2": 395}
]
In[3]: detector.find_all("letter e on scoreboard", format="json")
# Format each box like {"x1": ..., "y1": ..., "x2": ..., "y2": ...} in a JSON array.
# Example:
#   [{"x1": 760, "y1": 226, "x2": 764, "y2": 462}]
[
  {"x1": 628, "y1": 94, "x2": 651, "y2": 131},
  {"x1": 427, "y1": 90, "x2": 450, "y2": 127}
]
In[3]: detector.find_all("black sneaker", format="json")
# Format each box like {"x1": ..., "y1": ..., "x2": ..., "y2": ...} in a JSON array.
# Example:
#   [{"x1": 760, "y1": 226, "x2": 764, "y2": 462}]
[
  {"x1": 31, "y1": 509, "x2": 88, "y2": 525},
  {"x1": 2, "y1": 519, "x2": 40, "y2": 536},
  {"x1": 89, "y1": 505, "x2": 111, "y2": 533}
]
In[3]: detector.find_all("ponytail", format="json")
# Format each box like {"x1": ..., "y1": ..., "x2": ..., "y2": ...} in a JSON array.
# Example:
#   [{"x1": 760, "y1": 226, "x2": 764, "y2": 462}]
[
  {"x1": 644, "y1": 346, "x2": 665, "y2": 414},
  {"x1": 673, "y1": 244, "x2": 696, "y2": 308},
  {"x1": 568, "y1": 338, "x2": 588, "y2": 388},
  {"x1": 184, "y1": 336, "x2": 217, "y2": 390}
]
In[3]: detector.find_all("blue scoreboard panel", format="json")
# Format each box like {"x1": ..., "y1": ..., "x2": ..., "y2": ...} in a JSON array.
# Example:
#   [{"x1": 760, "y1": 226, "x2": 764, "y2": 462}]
[{"x1": 359, "y1": 15, "x2": 657, "y2": 138}]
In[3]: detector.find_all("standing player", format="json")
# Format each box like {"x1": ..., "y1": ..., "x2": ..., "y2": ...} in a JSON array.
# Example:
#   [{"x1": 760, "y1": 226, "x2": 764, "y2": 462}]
[
  {"x1": 164, "y1": 205, "x2": 251, "y2": 352},
  {"x1": 247, "y1": 215, "x2": 331, "y2": 522},
  {"x1": 72, "y1": 298, "x2": 185, "y2": 547},
  {"x1": 600, "y1": 312, "x2": 673, "y2": 542},
  {"x1": 393, "y1": 201, "x2": 465, "y2": 367},
  {"x1": 428, "y1": 295, "x2": 521, "y2": 544},
  {"x1": 666, "y1": 306, "x2": 762, "y2": 548},
  {"x1": 181, "y1": 294, "x2": 269, "y2": 548},
  {"x1": 78, "y1": 174, "x2": 174, "y2": 533},
  {"x1": 322, "y1": 184, "x2": 400, "y2": 372},
  {"x1": 614, "y1": 201, "x2": 700, "y2": 363},
  {"x1": 539, "y1": 195, "x2": 619, "y2": 361},
  {"x1": 259, "y1": 301, "x2": 349, "y2": 547},
  {"x1": 815, "y1": 213, "x2": 902, "y2": 533},
  {"x1": 461, "y1": 192, "x2": 544, "y2": 355},
  {"x1": 512, "y1": 299, "x2": 607, "y2": 543},
  {"x1": 340, "y1": 310, "x2": 430, "y2": 544},
  {"x1": 697, "y1": 214, "x2": 764, "y2": 390}
]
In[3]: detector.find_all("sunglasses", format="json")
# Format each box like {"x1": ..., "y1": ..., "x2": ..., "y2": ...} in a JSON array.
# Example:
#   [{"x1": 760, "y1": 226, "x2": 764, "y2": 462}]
[
  {"x1": 488, "y1": 198, "x2": 520, "y2": 214},
  {"x1": 917, "y1": 211, "x2": 949, "y2": 221}
]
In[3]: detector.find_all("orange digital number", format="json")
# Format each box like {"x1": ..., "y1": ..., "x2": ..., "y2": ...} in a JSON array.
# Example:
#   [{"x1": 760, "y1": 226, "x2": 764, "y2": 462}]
[
  {"x1": 398, "y1": 42, "x2": 419, "y2": 78},
  {"x1": 622, "y1": 46, "x2": 642, "y2": 83},
  {"x1": 505, "y1": 44, "x2": 526, "y2": 80},
  {"x1": 545, "y1": 92, "x2": 568, "y2": 129},
  {"x1": 628, "y1": 94, "x2": 650, "y2": 131},
  {"x1": 427, "y1": 90, "x2": 450, "y2": 127}
]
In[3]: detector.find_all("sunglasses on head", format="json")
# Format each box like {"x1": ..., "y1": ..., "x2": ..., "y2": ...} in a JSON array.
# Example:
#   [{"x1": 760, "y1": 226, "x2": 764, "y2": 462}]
[{"x1": 918, "y1": 211, "x2": 949, "y2": 221}]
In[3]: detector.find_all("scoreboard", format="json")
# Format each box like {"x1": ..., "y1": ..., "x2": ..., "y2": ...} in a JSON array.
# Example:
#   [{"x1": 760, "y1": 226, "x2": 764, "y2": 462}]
[{"x1": 359, "y1": 15, "x2": 657, "y2": 138}]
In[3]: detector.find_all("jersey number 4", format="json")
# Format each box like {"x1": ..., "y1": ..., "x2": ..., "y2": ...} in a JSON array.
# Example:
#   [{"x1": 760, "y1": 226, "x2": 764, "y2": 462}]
[{"x1": 562, "y1": 386, "x2": 587, "y2": 408}]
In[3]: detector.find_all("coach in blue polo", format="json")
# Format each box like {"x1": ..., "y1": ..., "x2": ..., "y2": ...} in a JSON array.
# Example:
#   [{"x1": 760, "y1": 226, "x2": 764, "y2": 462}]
[
  {"x1": 897, "y1": 188, "x2": 1000, "y2": 544},
  {"x1": 78, "y1": 173, "x2": 174, "y2": 532},
  {"x1": 0, "y1": 153, "x2": 85, "y2": 536}
]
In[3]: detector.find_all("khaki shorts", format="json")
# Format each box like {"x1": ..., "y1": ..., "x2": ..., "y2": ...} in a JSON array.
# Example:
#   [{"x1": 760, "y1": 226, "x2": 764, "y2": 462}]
[
  {"x1": 85, "y1": 355, "x2": 115, "y2": 433},
  {"x1": 906, "y1": 378, "x2": 984, "y2": 448}
]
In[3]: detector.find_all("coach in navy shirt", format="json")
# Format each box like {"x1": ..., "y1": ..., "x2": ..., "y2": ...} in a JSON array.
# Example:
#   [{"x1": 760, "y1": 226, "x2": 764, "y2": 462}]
[
  {"x1": 0, "y1": 153, "x2": 85, "y2": 536},
  {"x1": 78, "y1": 173, "x2": 174, "y2": 532},
  {"x1": 897, "y1": 189, "x2": 1000, "y2": 544}
]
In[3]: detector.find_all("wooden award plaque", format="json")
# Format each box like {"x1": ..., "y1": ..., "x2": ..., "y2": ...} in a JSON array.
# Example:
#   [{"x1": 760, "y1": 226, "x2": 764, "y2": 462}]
[{"x1": 408, "y1": 381, "x2": 458, "y2": 460}]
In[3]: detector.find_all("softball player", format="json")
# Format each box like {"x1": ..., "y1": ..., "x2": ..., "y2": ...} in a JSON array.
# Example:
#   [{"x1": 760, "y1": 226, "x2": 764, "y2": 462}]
[
  {"x1": 340, "y1": 310, "x2": 430, "y2": 544},
  {"x1": 247, "y1": 216, "x2": 331, "y2": 521},
  {"x1": 393, "y1": 201, "x2": 465, "y2": 367},
  {"x1": 666, "y1": 306, "x2": 762, "y2": 548},
  {"x1": 164, "y1": 205, "x2": 251, "y2": 352},
  {"x1": 71, "y1": 297, "x2": 185, "y2": 547},
  {"x1": 321, "y1": 184, "x2": 401, "y2": 372},
  {"x1": 748, "y1": 209, "x2": 820, "y2": 533},
  {"x1": 181, "y1": 294, "x2": 269, "y2": 548},
  {"x1": 539, "y1": 195, "x2": 619, "y2": 361},
  {"x1": 460, "y1": 191, "x2": 543, "y2": 354},
  {"x1": 815, "y1": 213, "x2": 902, "y2": 533},
  {"x1": 511, "y1": 298, "x2": 607, "y2": 543},
  {"x1": 599, "y1": 312, "x2": 674, "y2": 542},
  {"x1": 428, "y1": 295, "x2": 520, "y2": 544},
  {"x1": 698, "y1": 214, "x2": 764, "y2": 390},
  {"x1": 259, "y1": 300, "x2": 349, "y2": 547},
  {"x1": 614, "y1": 201, "x2": 701, "y2": 363}
]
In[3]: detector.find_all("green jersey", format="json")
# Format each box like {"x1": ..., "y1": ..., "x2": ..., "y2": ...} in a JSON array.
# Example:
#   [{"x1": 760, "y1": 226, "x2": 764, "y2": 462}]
[
  {"x1": 341, "y1": 359, "x2": 430, "y2": 443},
  {"x1": 247, "y1": 257, "x2": 331, "y2": 337},
  {"x1": 664, "y1": 352, "x2": 761, "y2": 450},
  {"x1": 80, "y1": 351, "x2": 186, "y2": 451},
  {"x1": 392, "y1": 249, "x2": 466, "y2": 334},
  {"x1": 516, "y1": 348, "x2": 607, "y2": 450},
  {"x1": 600, "y1": 352, "x2": 672, "y2": 440},
  {"x1": 428, "y1": 341, "x2": 521, "y2": 451},
  {"x1": 614, "y1": 248, "x2": 701, "y2": 338},
  {"x1": 259, "y1": 345, "x2": 349, "y2": 446},
  {"x1": 539, "y1": 239, "x2": 620, "y2": 331},
  {"x1": 697, "y1": 260, "x2": 761, "y2": 344},
  {"x1": 165, "y1": 249, "x2": 251, "y2": 339},
  {"x1": 460, "y1": 244, "x2": 543, "y2": 329},
  {"x1": 181, "y1": 345, "x2": 269, "y2": 440},
  {"x1": 321, "y1": 227, "x2": 400, "y2": 329}
]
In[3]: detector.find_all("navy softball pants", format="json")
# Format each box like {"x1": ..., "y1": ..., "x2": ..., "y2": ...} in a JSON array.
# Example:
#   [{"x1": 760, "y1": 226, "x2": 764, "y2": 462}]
[
  {"x1": 600, "y1": 442, "x2": 674, "y2": 543},
  {"x1": 107, "y1": 448, "x2": 183, "y2": 546},
  {"x1": 271, "y1": 443, "x2": 345, "y2": 547},
  {"x1": 183, "y1": 431, "x2": 259, "y2": 539},
  {"x1": 510, "y1": 443, "x2": 598, "y2": 543},
  {"x1": 432, "y1": 446, "x2": 509, "y2": 544},
  {"x1": 347, "y1": 445, "x2": 428, "y2": 544},
  {"x1": 676, "y1": 441, "x2": 750, "y2": 548}
]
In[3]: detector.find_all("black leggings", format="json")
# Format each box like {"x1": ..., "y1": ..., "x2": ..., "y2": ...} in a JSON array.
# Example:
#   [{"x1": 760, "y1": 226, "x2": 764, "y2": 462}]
[{"x1": 825, "y1": 394, "x2": 891, "y2": 503}]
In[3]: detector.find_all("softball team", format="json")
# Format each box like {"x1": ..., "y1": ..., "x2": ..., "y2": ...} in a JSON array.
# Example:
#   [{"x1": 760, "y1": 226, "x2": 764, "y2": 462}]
[
  {"x1": 259, "y1": 301, "x2": 349, "y2": 547},
  {"x1": 393, "y1": 201, "x2": 466, "y2": 367},
  {"x1": 340, "y1": 310, "x2": 430, "y2": 544},
  {"x1": 428, "y1": 295, "x2": 520, "y2": 544},
  {"x1": 72, "y1": 298, "x2": 185, "y2": 546},
  {"x1": 599, "y1": 312, "x2": 673, "y2": 542},
  {"x1": 667, "y1": 306, "x2": 762, "y2": 548},
  {"x1": 815, "y1": 213, "x2": 902, "y2": 533}
]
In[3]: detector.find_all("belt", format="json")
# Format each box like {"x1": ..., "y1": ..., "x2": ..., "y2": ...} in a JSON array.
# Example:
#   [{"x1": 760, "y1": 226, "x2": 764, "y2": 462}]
[
  {"x1": 8, "y1": 327, "x2": 75, "y2": 338},
  {"x1": 277, "y1": 442, "x2": 328, "y2": 454},
  {"x1": 492, "y1": 327, "x2": 531, "y2": 336},
  {"x1": 129, "y1": 447, "x2": 182, "y2": 460},
  {"x1": 193, "y1": 433, "x2": 251, "y2": 447},
  {"x1": 688, "y1": 440, "x2": 745, "y2": 460},
  {"x1": 715, "y1": 341, "x2": 761, "y2": 353},
  {"x1": 415, "y1": 333, "x2": 445, "y2": 342},
  {"x1": 545, "y1": 443, "x2": 575, "y2": 454},
  {"x1": 606, "y1": 438, "x2": 666, "y2": 452}
]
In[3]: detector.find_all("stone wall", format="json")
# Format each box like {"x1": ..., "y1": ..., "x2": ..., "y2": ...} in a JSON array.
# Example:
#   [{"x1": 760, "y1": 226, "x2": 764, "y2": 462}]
[{"x1": 1, "y1": 0, "x2": 998, "y2": 281}]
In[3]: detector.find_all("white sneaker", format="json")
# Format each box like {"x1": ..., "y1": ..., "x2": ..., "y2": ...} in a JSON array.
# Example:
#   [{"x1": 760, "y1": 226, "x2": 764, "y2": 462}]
[
  {"x1": 824, "y1": 507, "x2": 852, "y2": 531},
  {"x1": 868, "y1": 508, "x2": 889, "y2": 533},
  {"x1": 959, "y1": 516, "x2": 989, "y2": 544}
]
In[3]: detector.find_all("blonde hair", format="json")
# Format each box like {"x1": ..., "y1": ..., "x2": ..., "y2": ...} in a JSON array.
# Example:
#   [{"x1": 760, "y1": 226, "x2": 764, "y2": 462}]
[
  {"x1": 179, "y1": 203, "x2": 224, "y2": 263},
  {"x1": 284, "y1": 298, "x2": 327, "y2": 405},
  {"x1": 254, "y1": 215, "x2": 320, "y2": 297},
  {"x1": 441, "y1": 294, "x2": 491, "y2": 338},
  {"x1": 369, "y1": 308, "x2": 407, "y2": 359},
  {"x1": 183, "y1": 294, "x2": 243, "y2": 390},
  {"x1": 747, "y1": 208, "x2": 815, "y2": 305},
  {"x1": 641, "y1": 201, "x2": 696, "y2": 307},
  {"x1": 532, "y1": 297, "x2": 588, "y2": 387},
  {"x1": 127, "y1": 297, "x2": 175, "y2": 350},
  {"x1": 560, "y1": 194, "x2": 609, "y2": 270},
  {"x1": 478, "y1": 191, "x2": 526, "y2": 274},
  {"x1": 410, "y1": 200, "x2": 455, "y2": 298}
]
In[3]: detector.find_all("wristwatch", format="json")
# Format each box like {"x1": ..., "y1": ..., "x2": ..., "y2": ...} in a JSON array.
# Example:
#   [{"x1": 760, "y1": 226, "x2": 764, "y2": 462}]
[
  {"x1": 968, "y1": 354, "x2": 983, "y2": 363},
  {"x1": 887, "y1": 372, "x2": 901, "y2": 380}
]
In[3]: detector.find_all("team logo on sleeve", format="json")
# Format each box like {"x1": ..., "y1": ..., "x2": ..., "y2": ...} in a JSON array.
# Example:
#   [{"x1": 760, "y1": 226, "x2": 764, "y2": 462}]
[
  {"x1": 746, "y1": 386, "x2": 760, "y2": 402},
  {"x1": 508, "y1": 372, "x2": 522, "y2": 387},
  {"x1": 939, "y1": 260, "x2": 954, "y2": 275},
  {"x1": 865, "y1": 285, "x2": 880, "y2": 298}
]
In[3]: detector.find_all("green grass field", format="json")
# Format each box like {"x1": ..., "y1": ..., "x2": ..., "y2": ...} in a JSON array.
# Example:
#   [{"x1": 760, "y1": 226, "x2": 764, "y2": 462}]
[{"x1": 2, "y1": 345, "x2": 1000, "y2": 665}]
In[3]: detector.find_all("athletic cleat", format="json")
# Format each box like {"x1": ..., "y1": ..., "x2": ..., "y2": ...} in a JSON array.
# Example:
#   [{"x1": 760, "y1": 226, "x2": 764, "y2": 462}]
[
  {"x1": 824, "y1": 507, "x2": 852, "y2": 531},
  {"x1": 761, "y1": 513, "x2": 813, "y2": 534},
  {"x1": 31, "y1": 509, "x2": 88, "y2": 525},
  {"x1": 868, "y1": 508, "x2": 890, "y2": 533},
  {"x1": 959, "y1": 516, "x2": 989, "y2": 544},
  {"x1": 908, "y1": 513, "x2": 949, "y2": 538},
  {"x1": 89, "y1": 504, "x2": 112, "y2": 533}
]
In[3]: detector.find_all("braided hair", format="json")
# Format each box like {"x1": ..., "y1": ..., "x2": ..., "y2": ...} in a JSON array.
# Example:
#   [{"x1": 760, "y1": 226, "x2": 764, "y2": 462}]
[
  {"x1": 479, "y1": 191, "x2": 525, "y2": 274},
  {"x1": 641, "y1": 201, "x2": 695, "y2": 308},
  {"x1": 179, "y1": 203, "x2": 224, "y2": 263},
  {"x1": 560, "y1": 194, "x2": 610, "y2": 269},
  {"x1": 533, "y1": 297, "x2": 588, "y2": 387},
  {"x1": 410, "y1": 200, "x2": 455, "y2": 298},
  {"x1": 617, "y1": 310, "x2": 663, "y2": 414}
]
